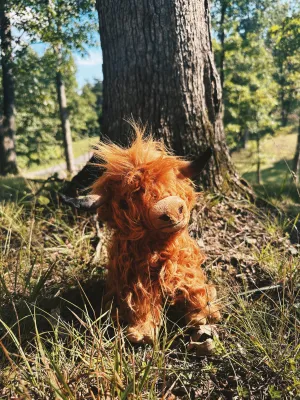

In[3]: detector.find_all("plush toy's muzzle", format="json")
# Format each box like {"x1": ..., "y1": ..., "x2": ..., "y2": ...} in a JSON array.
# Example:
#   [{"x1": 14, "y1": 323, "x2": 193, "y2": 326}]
[{"x1": 148, "y1": 196, "x2": 189, "y2": 233}]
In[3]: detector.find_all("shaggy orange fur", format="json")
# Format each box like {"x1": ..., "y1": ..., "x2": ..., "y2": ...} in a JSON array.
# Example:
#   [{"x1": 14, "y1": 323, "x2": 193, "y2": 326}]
[{"x1": 92, "y1": 127, "x2": 221, "y2": 343}]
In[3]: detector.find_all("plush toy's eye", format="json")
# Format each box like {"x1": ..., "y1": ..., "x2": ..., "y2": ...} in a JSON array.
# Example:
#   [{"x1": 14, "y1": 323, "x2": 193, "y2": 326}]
[
  {"x1": 178, "y1": 205, "x2": 183, "y2": 214},
  {"x1": 120, "y1": 199, "x2": 129, "y2": 210}
]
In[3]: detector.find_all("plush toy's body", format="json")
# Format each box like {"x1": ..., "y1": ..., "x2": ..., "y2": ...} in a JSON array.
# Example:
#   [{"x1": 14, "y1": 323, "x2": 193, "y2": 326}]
[
  {"x1": 64, "y1": 126, "x2": 221, "y2": 343},
  {"x1": 106, "y1": 230, "x2": 219, "y2": 343}
]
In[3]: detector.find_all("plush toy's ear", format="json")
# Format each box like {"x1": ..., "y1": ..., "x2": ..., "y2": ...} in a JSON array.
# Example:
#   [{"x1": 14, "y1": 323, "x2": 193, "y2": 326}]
[
  {"x1": 60, "y1": 193, "x2": 107, "y2": 211},
  {"x1": 179, "y1": 147, "x2": 213, "y2": 179}
]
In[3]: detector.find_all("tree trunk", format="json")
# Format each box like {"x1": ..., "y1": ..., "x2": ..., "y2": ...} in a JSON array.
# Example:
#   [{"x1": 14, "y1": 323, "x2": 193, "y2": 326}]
[
  {"x1": 279, "y1": 63, "x2": 288, "y2": 127},
  {"x1": 241, "y1": 128, "x2": 249, "y2": 149},
  {"x1": 281, "y1": 104, "x2": 288, "y2": 127},
  {"x1": 67, "y1": 0, "x2": 248, "y2": 195},
  {"x1": 56, "y1": 70, "x2": 75, "y2": 174},
  {"x1": 292, "y1": 117, "x2": 300, "y2": 184},
  {"x1": 0, "y1": 8, "x2": 18, "y2": 176}
]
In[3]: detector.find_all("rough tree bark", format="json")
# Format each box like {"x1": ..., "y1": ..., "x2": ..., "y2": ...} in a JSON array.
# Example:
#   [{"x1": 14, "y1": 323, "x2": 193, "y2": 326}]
[
  {"x1": 55, "y1": 68, "x2": 75, "y2": 174},
  {"x1": 218, "y1": 0, "x2": 227, "y2": 90},
  {"x1": 67, "y1": 0, "x2": 248, "y2": 195},
  {"x1": 0, "y1": 7, "x2": 18, "y2": 175}
]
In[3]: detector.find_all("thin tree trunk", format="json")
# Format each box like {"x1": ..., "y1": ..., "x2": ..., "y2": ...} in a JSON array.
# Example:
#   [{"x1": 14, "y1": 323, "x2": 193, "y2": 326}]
[
  {"x1": 66, "y1": 0, "x2": 249, "y2": 195},
  {"x1": 94, "y1": 81, "x2": 103, "y2": 128},
  {"x1": 0, "y1": 8, "x2": 18, "y2": 175},
  {"x1": 256, "y1": 135, "x2": 261, "y2": 185},
  {"x1": 241, "y1": 128, "x2": 249, "y2": 149},
  {"x1": 292, "y1": 116, "x2": 300, "y2": 184},
  {"x1": 281, "y1": 104, "x2": 288, "y2": 127},
  {"x1": 279, "y1": 63, "x2": 288, "y2": 127},
  {"x1": 56, "y1": 70, "x2": 75, "y2": 174}
]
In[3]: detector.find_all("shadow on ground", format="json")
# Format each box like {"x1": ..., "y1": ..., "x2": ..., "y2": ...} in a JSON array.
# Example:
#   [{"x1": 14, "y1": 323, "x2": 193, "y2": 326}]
[{"x1": 242, "y1": 158, "x2": 293, "y2": 184}]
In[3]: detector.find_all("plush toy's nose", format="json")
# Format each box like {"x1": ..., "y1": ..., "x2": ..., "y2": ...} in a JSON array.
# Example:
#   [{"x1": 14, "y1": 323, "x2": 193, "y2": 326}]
[
  {"x1": 157, "y1": 196, "x2": 186, "y2": 223},
  {"x1": 148, "y1": 196, "x2": 189, "y2": 232}
]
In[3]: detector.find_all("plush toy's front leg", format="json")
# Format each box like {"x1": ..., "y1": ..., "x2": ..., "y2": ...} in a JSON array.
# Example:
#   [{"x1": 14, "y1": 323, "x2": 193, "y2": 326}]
[
  {"x1": 126, "y1": 315, "x2": 160, "y2": 344},
  {"x1": 103, "y1": 289, "x2": 161, "y2": 343},
  {"x1": 106, "y1": 253, "x2": 163, "y2": 344},
  {"x1": 120, "y1": 288, "x2": 162, "y2": 343},
  {"x1": 125, "y1": 295, "x2": 162, "y2": 344},
  {"x1": 184, "y1": 284, "x2": 221, "y2": 327}
]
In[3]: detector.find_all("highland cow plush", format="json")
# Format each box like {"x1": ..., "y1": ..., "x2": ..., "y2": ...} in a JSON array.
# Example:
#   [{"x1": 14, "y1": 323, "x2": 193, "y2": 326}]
[{"x1": 64, "y1": 127, "x2": 221, "y2": 343}]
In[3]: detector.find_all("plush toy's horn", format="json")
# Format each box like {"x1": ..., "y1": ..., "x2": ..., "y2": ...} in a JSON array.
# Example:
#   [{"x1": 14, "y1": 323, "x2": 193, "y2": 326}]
[
  {"x1": 60, "y1": 193, "x2": 106, "y2": 211},
  {"x1": 179, "y1": 147, "x2": 213, "y2": 178}
]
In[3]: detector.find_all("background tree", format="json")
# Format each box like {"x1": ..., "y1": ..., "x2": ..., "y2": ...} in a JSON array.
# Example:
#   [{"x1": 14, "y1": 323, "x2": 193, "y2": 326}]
[
  {"x1": 211, "y1": 0, "x2": 275, "y2": 90},
  {"x1": 0, "y1": 46, "x2": 100, "y2": 169},
  {"x1": 55, "y1": 48, "x2": 75, "y2": 173},
  {"x1": 10, "y1": 0, "x2": 98, "y2": 173},
  {"x1": 87, "y1": 79, "x2": 103, "y2": 129},
  {"x1": 28, "y1": 0, "x2": 97, "y2": 173},
  {"x1": 268, "y1": 10, "x2": 300, "y2": 128},
  {"x1": 17, "y1": 49, "x2": 99, "y2": 168},
  {"x1": 222, "y1": 33, "x2": 278, "y2": 182},
  {"x1": 0, "y1": 2, "x2": 17, "y2": 175},
  {"x1": 215, "y1": 31, "x2": 278, "y2": 143},
  {"x1": 268, "y1": 11, "x2": 300, "y2": 181},
  {"x1": 71, "y1": 80, "x2": 102, "y2": 138},
  {"x1": 212, "y1": 0, "x2": 282, "y2": 151},
  {"x1": 13, "y1": 48, "x2": 61, "y2": 167}
]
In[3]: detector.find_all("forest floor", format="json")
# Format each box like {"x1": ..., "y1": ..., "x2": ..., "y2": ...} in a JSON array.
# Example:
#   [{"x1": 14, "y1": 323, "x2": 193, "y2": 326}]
[{"x1": 0, "y1": 176, "x2": 299, "y2": 399}]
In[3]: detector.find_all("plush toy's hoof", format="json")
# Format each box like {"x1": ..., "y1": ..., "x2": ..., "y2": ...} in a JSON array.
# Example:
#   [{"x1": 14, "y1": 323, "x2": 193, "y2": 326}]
[
  {"x1": 185, "y1": 308, "x2": 221, "y2": 327},
  {"x1": 185, "y1": 311, "x2": 207, "y2": 327},
  {"x1": 126, "y1": 323, "x2": 158, "y2": 344},
  {"x1": 187, "y1": 325, "x2": 219, "y2": 356},
  {"x1": 208, "y1": 310, "x2": 222, "y2": 323}
]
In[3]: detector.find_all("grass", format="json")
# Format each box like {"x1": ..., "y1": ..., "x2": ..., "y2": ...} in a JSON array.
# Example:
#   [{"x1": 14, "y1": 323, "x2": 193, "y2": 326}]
[
  {"x1": 0, "y1": 177, "x2": 299, "y2": 398},
  {"x1": 232, "y1": 129, "x2": 298, "y2": 185},
  {"x1": 232, "y1": 128, "x2": 300, "y2": 215},
  {"x1": 1, "y1": 286, "x2": 298, "y2": 399},
  {"x1": 19, "y1": 136, "x2": 99, "y2": 174}
]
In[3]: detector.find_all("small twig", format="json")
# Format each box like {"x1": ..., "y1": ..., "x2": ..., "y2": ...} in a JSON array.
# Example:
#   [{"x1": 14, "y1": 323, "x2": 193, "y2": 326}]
[{"x1": 237, "y1": 283, "x2": 300, "y2": 298}]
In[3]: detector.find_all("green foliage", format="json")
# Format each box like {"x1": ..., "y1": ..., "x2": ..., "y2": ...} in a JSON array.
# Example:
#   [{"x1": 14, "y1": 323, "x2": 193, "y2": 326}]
[
  {"x1": 268, "y1": 11, "x2": 300, "y2": 125},
  {"x1": 69, "y1": 81, "x2": 102, "y2": 139},
  {"x1": 212, "y1": 0, "x2": 281, "y2": 151},
  {"x1": 2, "y1": 0, "x2": 100, "y2": 170},
  {"x1": 14, "y1": 48, "x2": 60, "y2": 168},
  {"x1": 212, "y1": 0, "x2": 300, "y2": 160},
  {"x1": 222, "y1": 33, "x2": 278, "y2": 149},
  {"x1": 212, "y1": 0, "x2": 276, "y2": 38},
  {"x1": 8, "y1": 47, "x2": 100, "y2": 169},
  {"x1": 13, "y1": 0, "x2": 98, "y2": 55}
]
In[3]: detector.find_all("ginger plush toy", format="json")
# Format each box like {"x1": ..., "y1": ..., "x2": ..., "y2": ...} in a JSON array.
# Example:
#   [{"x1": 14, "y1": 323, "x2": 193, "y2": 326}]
[{"x1": 64, "y1": 127, "x2": 221, "y2": 343}]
